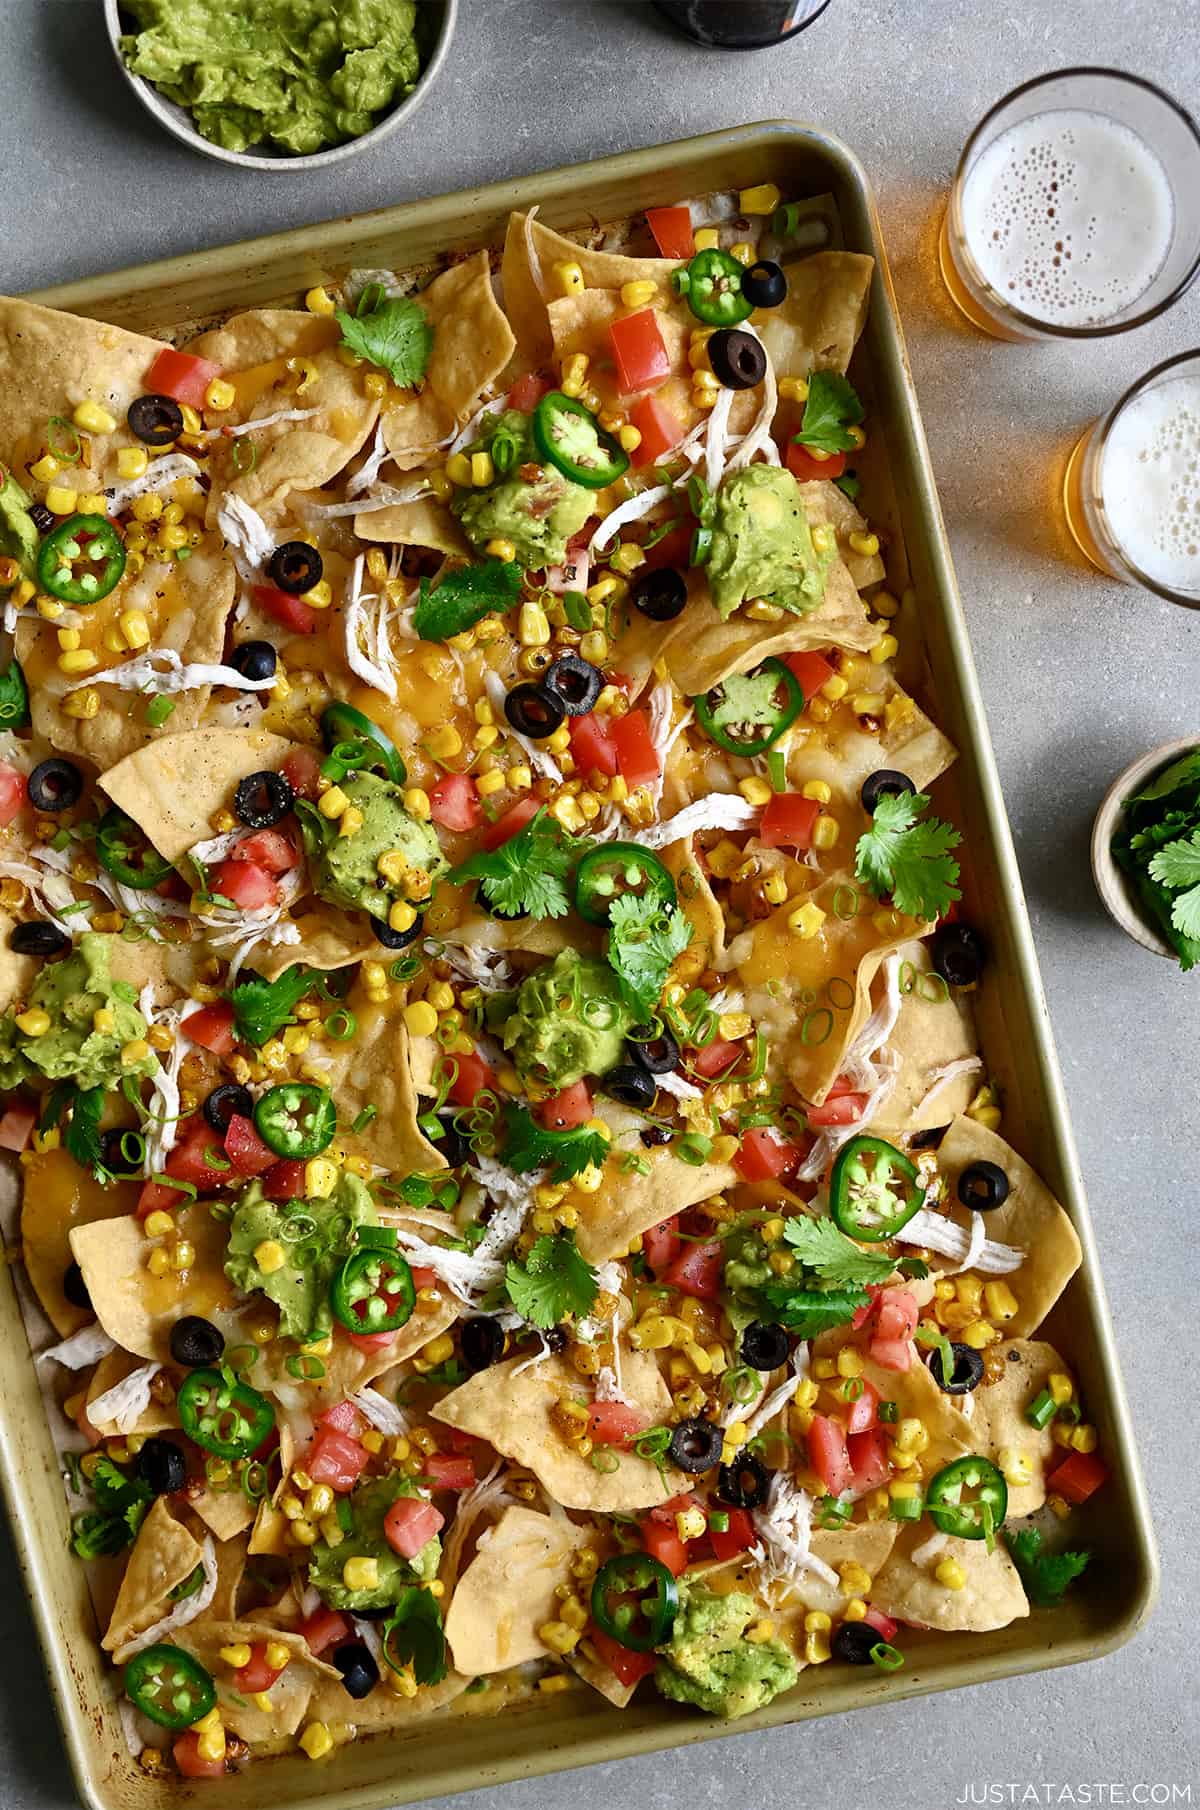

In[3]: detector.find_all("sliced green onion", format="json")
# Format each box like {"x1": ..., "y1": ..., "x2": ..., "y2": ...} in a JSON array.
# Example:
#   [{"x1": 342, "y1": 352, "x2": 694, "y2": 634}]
[
  {"x1": 869, "y1": 1642, "x2": 904, "y2": 1672},
  {"x1": 1025, "y1": 1388, "x2": 1057, "y2": 1430},
  {"x1": 202, "y1": 1148, "x2": 232, "y2": 1171},
  {"x1": 842, "y1": 1377, "x2": 864, "y2": 1402},
  {"x1": 877, "y1": 1400, "x2": 898, "y2": 1424},
  {"x1": 388, "y1": 955, "x2": 421, "y2": 982},
  {"x1": 674, "y1": 1132, "x2": 713, "y2": 1166},
  {"x1": 224, "y1": 1343, "x2": 258, "y2": 1374},
  {"x1": 888, "y1": 1494, "x2": 923, "y2": 1522},
  {"x1": 232, "y1": 437, "x2": 257, "y2": 474},
  {"x1": 832, "y1": 884, "x2": 860, "y2": 920},
  {"x1": 147, "y1": 696, "x2": 175, "y2": 728},
  {"x1": 826, "y1": 975, "x2": 855, "y2": 1012},
  {"x1": 285, "y1": 1353, "x2": 326, "y2": 1381},
  {"x1": 351, "y1": 1106, "x2": 377, "y2": 1135},
  {"x1": 722, "y1": 1366, "x2": 761, "y2": 1406},
  {"x1": 589, "y1": 1447, "x2": 621, "y2": 1474},
  {"x1": 324, "y1": 1008, "x2": 357, "y2": 1042},
  {"x1": 800, "y1": 1007, "x2": 833, "y2": 1046},
  {"x1": 46, "y1": 417, "x2": 82, "y2": 463},
  {"x1": 148, "y1": 1172, "x2": 197, "y2": 1199},
  {"x1": 766, "y1": 749, "x2": 787, "y2": 793},
  {"x1": 241, "y1": 1460, "x2": 270, "y2": 1502},
  {"x1": 1056, "y1": 1401, "x2": 1082, "y2": 1426},
  {"x1": 708, "y1": 1510, "x2": 730, "y2": 1533}
]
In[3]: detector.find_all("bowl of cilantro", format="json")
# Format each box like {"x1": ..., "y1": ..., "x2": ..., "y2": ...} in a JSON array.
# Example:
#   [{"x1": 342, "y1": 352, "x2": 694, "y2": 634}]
[{"x1": 1092, "y1": 737, "x2": 1200, "y2": 966}]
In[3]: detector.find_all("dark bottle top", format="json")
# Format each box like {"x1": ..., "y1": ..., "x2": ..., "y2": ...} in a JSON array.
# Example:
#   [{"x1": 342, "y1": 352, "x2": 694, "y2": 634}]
[{"x1": 653, "y1": 0, "x2": 832, "y2": 48}]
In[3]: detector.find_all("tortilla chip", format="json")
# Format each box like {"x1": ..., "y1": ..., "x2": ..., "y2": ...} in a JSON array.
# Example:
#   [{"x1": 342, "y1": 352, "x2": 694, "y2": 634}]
[
  {"x1": 0, "y1": 296, "x2": 165, "y2": 477},
  {"x1": 870, "y1": 1524, "x2": 1029, "y2": 1632},
  {"x1": 0, "y1": 909, "x2": 35, "y2": 1014},
  {"x1": 71, "y1": 1197, "x2": 240, "y2": 1362},
  {"x1": 312, "y1": 997, "x2": 447, "y2": 1174},
  {"x1": 770, "y1": 1521, "x2": 901, "y2": 1617},
  {"x1": 176, "y1": 1621, "x2": 328, "y2": 1741},
  {"x1": 951, "y1": 1340, "x2": 1065, "y2": 1517},
  {"x1": 501, "y1": 213, "x2": 678, "y2": 365},
  {"x1": 304, "y1": 1670, "x2": 471, "y2": 1732},
  {"x1": 382, "y1": 253, "x2": 516, "y2": 469},
  {"x1": 575, "y1": 1148, "x2": 737, "y2": 1266},
  {"x1": 207, "y1": 1535, "x2": 247, "y2": 1621},
  {"x1": 874, "y1": 942, "x2": 979, "y2": 1134},
  {"x1": 255, "y1": 900, "x2": 377, "y2": 978},
  {"x1": 755, "y1": 252, "x2": 874, "y2": 380},
  {"x1": 932, "y1": 1119, "x2": 1082, "y2": 1336},
  {"x1": 356, "y1": 495, "x2": 471, "y2": 555},
  {"x1": 663, "y1": 838, "x2": 726, "y2": 970},
  {"x1": 566, "y1": 1642, "x2": 637, "y2": 1708},
  {"x1": 19, "y1": 543, "x2": 239, "y2": 769},
  {"x1": 86, "y1": 1346, "x2": 176, "y2": 1438},
  {"x1": 99, "y1": 726, "x2": 294, "y2": 864},
  {"x1": 189, "y1": 1487, "x2": 256, "y2": 1543},
  {"x1": 798, "y1": 479, "x2": 886, "y2": 590},
  {"x1": 658, "y1": 561, "x2": 875, "y2": 700},
  {"x1": 21, "y1": 1146, "x2": 137, "y2": 1339},
  {"x1": 102, "y1": 1497, "x2": 204, "y2": 1656},
  {"x1": 810, "y1": 1329, "x2": 972, "y2": 1477},
  {"x1": 433, "y1": 1350, "x2": 684, "y2": 1512},
  {"x1": 444, "y1": 1504, "x2": 591, "y2": 1674},
  {"x1": 186, "y1": 311, "x2": 379, "y2": 519},
  {"x1": 248, "y1": 1495, "x2": 291, "y2": 1558},
  {"x1": 549, "y1": 290, "x2": 694, "y2": 436},
  {"x1": 784, "y1": 673, "x2": 956, "y2": 801},
  {"x1": 440, "y1": 908, "x2": 602, "y2": 964}
]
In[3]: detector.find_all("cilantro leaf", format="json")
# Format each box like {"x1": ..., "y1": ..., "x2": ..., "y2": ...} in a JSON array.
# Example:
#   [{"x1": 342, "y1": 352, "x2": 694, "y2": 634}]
[
  {"x1": 448, "y1": 808, "x2": 592, "y2": 921},
  {"x1": 505, "y1": 1232, "x2": 598, "y2": 1329},
  {"x1": 1004, "y1": 1527, "x2": 1090, "y2": 1608},
  {"x1": 1146, "y1": 829, "x2": 1200, "y2": 940},
  {"x1": 607, "y1": 892, "x2": 693, "y2": 1017},
  {"x1": 792, "y1": 372, "x2": 865, "y2": 457},
  {"x1": 1128, "y1": 748, "x2": 1200, "y2": 806},
  {"x1": 502, "y1": 1102, "x2": 609, "y2": 1183},
  {"x1": 834, "y1": 471, "x2": 862, "y2": 501},
  {"x1": 72, "y1": 1457, "x2": 155, "y2": 1559},
  {"x1": 755, "y1": 1281, "x2": 872, "y2": 1337},
  {"x1": 335, "y1": 296, "x2": 433, "y2": 388},
  {"x1": 382, "y1": 1586, "x2": 448, "y2": 1686},
  {"x1": 412, "y1": 558, "x2": 523, "y2": 641},
  {"x1": 854, "y1": 789, "x2": 961, "y2": 921},
  {"x1": 63, "y1": 1085, "x2": 106, "y2": 1176},
  {"x1": 229, "y1": 964, "x2": 317, "y2": 1048},
  {"x1": 782, "y1": 1215, "x2": 896, "y2": 1285}
]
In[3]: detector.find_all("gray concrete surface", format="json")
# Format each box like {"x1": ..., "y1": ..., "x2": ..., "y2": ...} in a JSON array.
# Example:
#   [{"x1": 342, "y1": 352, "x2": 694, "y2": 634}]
[{"x1": 0, "y1": 1, "x2": 1195, "y2": 1804}]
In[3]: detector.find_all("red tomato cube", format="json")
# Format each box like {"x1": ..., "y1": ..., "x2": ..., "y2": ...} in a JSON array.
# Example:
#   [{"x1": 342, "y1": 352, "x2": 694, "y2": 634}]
[
  {"x1": 807, "y1": 1413, "x2": 853, "y2": 1495},
  {"x1": 610, "y1": 709, "x2": 661, "y2": 791},
  {"x1": 146, "y1": 348, "x2": 222, "y2": 409},
  {"x1": 569, "y1": 710, "x2": 619, "y2": 778},
  {"x1": 661, "y1": 1240, "x2": 723, "y2": 1300},
  {"x1": 308, "y1": 1428, "x2": 369, "y2": 1493},
  {"x1": 429, "y1": 773, "x2": 481, "y2": 832},
  {"x1": 629, "y1": 395, "x2": 686, "y2": 468},
  {"x1": 609, "y1": 309, "x2": 671, "y2": 395},
  {"x1": 481, "y1": 796, "x2": 539, "y2": 850},
  {"x1": 781, "y1": 650, "x2": 835, "y2": 703},
  {"x1": 384, "y1": 1495, "x2": 445, "y2": 1559},
  {"x1": 538, "y1": 1082, "x2": 592, "y2": 1130},
  {"x1": 251, "y1": 584, "x2": 319, "y2": 635},
  {"x1": 0, "y1": 761, "x2": 27, "y2": 827},
  {"x1": 760, "y1": 793, "x2": 819, "y2": 849},
  {"x1": 646, "y1": 206, "x2": 696, "y2": 261},
  {"x1": 586, "y1": 1402, "x2": 649, "y2": 1448}
]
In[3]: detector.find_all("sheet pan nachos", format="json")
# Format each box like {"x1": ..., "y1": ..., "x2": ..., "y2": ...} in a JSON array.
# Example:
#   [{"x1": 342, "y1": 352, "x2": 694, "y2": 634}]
[{"x1": 0, "y1": 186, "x2": 1106, "y2": 1779}]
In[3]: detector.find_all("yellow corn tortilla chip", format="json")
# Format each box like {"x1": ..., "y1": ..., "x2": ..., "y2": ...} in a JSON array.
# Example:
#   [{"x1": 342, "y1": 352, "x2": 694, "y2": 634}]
[
  {"x1": 949, "y1": 1339, "x2": 1065, "y2": 1517},
  {"x1": 662, "y1": 838, "x2": 726, "y2": 970},
  {"x1": 99, "y1": 726, "x2": 294, "y2": 864},
  {"x1": 433, "y1": 1350, "x2": 685, "y2": 1512},
  {"x1": 304, "y1": 1670, "x2": 471, "y2": 1733},
  {"x1": 566, "y1": 1643, "x2": 638, "y2": 1709},
  {"x1": 85, "y1": 1346, "x2": 177, "y2": 1438},
  {"x1": 0, "y1": 909, "x2": 35, "y2": 1014},
  {"x1": 444, "y1": 1504, "x2": 591, "y2": 1674},
  {"x1": 248, "y1": 1495, "x2": 291, "y2": 1558},
  {"x1": 810, "y1": 1327, "x2": 972, "y2": 1476},
  {"x1": 176, "y1": 1621, "x2": 330, "y2": 1741},
  {"x1": 797, "y1": 479, "x2": 886, "y2": 590},
  {"x1": 755, "y1": 252, "x2": 874, "y2": 380},
  {"x1": 873, "y1": 941, "x2": 979, "y2": 1134},
  {"x1": 18, "y1": 543, "x2": 239, "y2": 769},
  {"x1": 575, "y1": 1148, "x2": 737, "y2": 1266},
  {"x1": 382, "y1": 252, "x2": 516, "y2": 469},
  {"x1": 931, "y1": 1119, "x2": 1082, "y2": 1336},
  {"x1": 71, "y1": 1197, "x2": 240, "y2": 1362},
  {"x1": 765, "y1": 1521, "x2": 901, "y2": 1617},
  {"x1": 439, "y1": 907, "x2": 602, "y2": 964},
  {"x1": 207, "y1": 1534, "x2": 247, "y2": 1622},
  {"x1": 870, "y1": 1524, "x2": 1029, "y2": 1632},
  {"x1": 549, "y1": 290, "x2": 694, "y2": 435},
  {"x1": 255, "y1": 900, "x2": 377, "y2": 978},
  {"x1": 21, "y1": 1146, "x2": 137, "y2": 1339},
  {"x1": 311, "y1": 996, "x2": 447, "y2": 1174},
  {"x1": 186, "y1": 310, "x2": 379, "y2": 519},
  {"x1": 102, "y1": 1497, "x2": 204, "y2": 1657},
  {"x1": 189, "y1": 1486, "x2": 256, "y2": 1543},
  {"x1": 356, "y1": 495, "x2": 471, "y2": 555},
  {"x1": 501, "y1": 213, "x2": 678, "y2": 366},
  {"x1": 783, "y1": 672, "x2": 956, "y2": 801}
]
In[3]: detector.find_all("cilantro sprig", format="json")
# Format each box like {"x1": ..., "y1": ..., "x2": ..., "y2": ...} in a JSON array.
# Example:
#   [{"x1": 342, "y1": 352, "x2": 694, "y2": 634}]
[
  {"x1": 792, "y1": 372, "x2": 864, "y2": 457},
  {"x1": 70, "y1": 1456, "x2": 155, "y2": 1559},
  {"x1": 335, "y1": 295, "x2": 433, "y2": 389},
  {"x1": 505, "y1": 1231, "x2": 598, "y2": 1329},
  {"x1": 606, "y1": 892, "x2": 693, "y2": 1017},
  {"x1": 228, "y1": 964, "x2": 317, "y2": 1048},
  {"x1": 382, "y1": 1586, "x2": 448, "y2": 1685},
  {"x1": 1147, "y1": 829, "x2": 1200, "y2": 944},
  {"x1": 855, "y1": 790, "x2": 961, "y2": 921},
  {"x1": 755, "y1": 1282, "x2": 873, "y2": 1338},
  {"x1": 781, "y1": 1215, "x2": 897, "y2": 1285},
  {"x1": 412, "y1": 557, "x2": 523, "y2": 642},
  {"x1": 448, "y1": 808, "x2": 592, "y2": 922},
  {"x1": 502, "y1": 1102, "x2": 609, "y2": 1183},
  {"x1": 1004, "y1": 1527, "x2": 1090, "y2": 1607}
]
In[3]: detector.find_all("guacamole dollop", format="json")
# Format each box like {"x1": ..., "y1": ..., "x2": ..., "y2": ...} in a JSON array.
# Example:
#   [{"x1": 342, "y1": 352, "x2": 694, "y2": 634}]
[
  {"x1": 501, "y1": 950, "x2": 633, "y2": 1088},
  {"x1": 303, "y1": 772, "x2": 447, "y2": 923},
  {"x1": 119, "y1": 0, "x2": 423, "y2": 157},
  {"x1": 654, "y1": 1580, "x2": 798, "y2": 1719},
  {"x1": 0, "y1": 474, "x2": 39, "y2": 580},
  {"x1": 309, "y1": 1474, "x2": 441, "y2": 1612},
  {"x1": 224, "y1": 1171, "x2": 376, "y2": 1341},
  {"x1": 453, "y1": 411, "x2": 593, "y2": 571},
  {"x1": 1, "y1": 933, "x2": 156, "y2": 1092},
  {"x1": 707, "y1": 466, "x2": 835, "y2": 621}
]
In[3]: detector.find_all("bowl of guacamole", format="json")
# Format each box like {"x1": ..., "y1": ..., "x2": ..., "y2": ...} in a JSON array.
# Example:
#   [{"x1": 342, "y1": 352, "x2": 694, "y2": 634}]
[{"x1": 104, "y1": 0, "x2": 457, "y2": 171}]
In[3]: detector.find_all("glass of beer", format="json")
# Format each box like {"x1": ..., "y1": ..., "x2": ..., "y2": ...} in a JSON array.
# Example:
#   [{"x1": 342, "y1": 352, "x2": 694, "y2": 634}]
[
  {"x1": 939, "y1": 68, "x2": 1200, "y2": 340},
  {"x1": 1063, "y1": 350, "x2": 1200, "y2": 609}
]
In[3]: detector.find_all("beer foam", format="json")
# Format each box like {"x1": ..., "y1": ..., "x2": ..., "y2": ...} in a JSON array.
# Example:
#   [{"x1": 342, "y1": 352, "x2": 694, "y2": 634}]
[
  {"x1": 960, "y1": 108, "x2": 1174, "y2": 327},
  {"x1": 1101, "y1": 377, "x2": 1200, "y2": 592}
]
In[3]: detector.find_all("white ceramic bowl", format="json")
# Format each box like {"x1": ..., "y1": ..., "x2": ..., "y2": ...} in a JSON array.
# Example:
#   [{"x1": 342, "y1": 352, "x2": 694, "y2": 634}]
[
  {"x1": 103, "y1": 0, "x2": 456, "y2": 172},
  {"x1": 1090, "y1": 736, "x2": 1200, "y2": 957}
]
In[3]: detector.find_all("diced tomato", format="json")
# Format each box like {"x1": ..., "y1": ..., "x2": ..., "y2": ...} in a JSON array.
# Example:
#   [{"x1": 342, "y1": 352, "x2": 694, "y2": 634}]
[
  {"x1": 299, "y1": 1606, "x2": 352, "y2": 1658},
  {"x1": 317, "y1": 1399, "x2": 363, "y2": 1436},
  {"x1": 629, "y1": 393, "x2": 685, "y2": 468},
  {"x1": 587, "y1": 1402, "x2": 649, "y2": 1448},
  {"x1": 641, "y1": 1215, "x2": 681, "y2": 1275},
  {"x1": 647, "y1": 1492, "x2": 696, "y2": 1525},
  {"x1": 847, "y1": 1426, "x2": 891, "y2": 1493},
  {"x1": 210, "y1": 857, "x2": 278, "y2": 910},
  {"x1": 429, "y1": 772, "x2": 481, "y2": 832},
  {"x1": 873, "y1": 1288, "x2": 919, "y2": 1343},
  {"x1": 0, "y1": 762, "x2": 27, "y2": 827},
  {"x1": 641, "y1": 1518, "x2": 688, "y2": 1576},
  {"x1": 846, "y1": 1378, "x2": 880, "y2": 1435},
  {"x1": 645, "y1": 205, "x2": 696, "y2": 261},
  {"x1": 308, "y1": 1427, "x2": 369, "y2": 1494},
  {"x1": 569, "y1": 710, "x2": 619, "y2": 778},
  {"x1": 806, "y1": 1092, "x2": 868, "y2": 1128},
  {"x1": 410, "y1": 1265, "x2": 437, "y2": 1290},
  {"x1": 135, "y1": 1179, "x2": 182, "y2": 1219},
  {"x1": 233, "y1": 828, "x2": 300, "y2": 874},
  {"x1": 424, "y1": 1453, "x2": 476, "y2": 1491},
  {"x1": 610, "y1": 709, "x2": 660, "y2": 790},
  {"x1": 262, "y1": 1158, "x2": 307, "y2": 1201},
  {"x1": 807, "y1": 1413, "x2": 854, "y2": 1496},
  {"x1": 172, "y1": 1732, "x2": 226, "y2": 1779},
  {"x1": 708, "y1": 1505, "x2": 757, "y2": 1561},
  {"x1": 348, "y1": 1328, "x2": 396, "y2": 1354},
  {"x1": 661, "y1": 1239, "x2": 723, "y2": 1300},
  {"x1": 735, "y1": 1127, "x2": 798, "y2": 1182},
  {"x1": 760, "y1": 793, "x2": 819, "y2": 850},
  {"x1": 0, "y1": 1103, "x2": 36, "y2": 1152},
  {"x1": 691, "y1": 1038, "x2": 742, "y2": 1080},
  {"x1": 146, "y1": 347, "x2": 222, "y2": 409},
  {"x1": 781, "y1": 649, "x2": 836, "y2": 703},
  {"x1": 868, "y1": 1338, "x2": 912, "y2": 1373},
  {"x1": 281, "y1": 745, "x2": 322, "y2": 800},
  {"x1": 183, "y1": 1001, "x2": 236, "y2": 1055},
  {"x1": 786, "y1": 441, "x2": 847, "y2": 483},
  {"x1": 384, "y1": 1495, "x2": 445, "y2": 1559},
  {"x1": 447, "y1": 1047, "x2": 498, "y2": 1108},
  {"x1": 252, "y1": 583, "x2": 319, "y2": 635},
  {"x1": 862, "y1": 1605, "x2": 898, "y2": 1643},
  {"x1": 162, "y1": 1118, "x2": 228, "y2": 1188},
  {"x1": 480, "y1": 796, "x2": 539, "y2": 851},
  {"x1": 223, "y1": 1113, "x2": 276, "y2": 1178},
  {"x1": 589, "y1": 1624, "x2": 658, "y2": 1686},
  {"x1": 508, "y1": 370, "x2": 551, "y2": 412},
  {"x1": 539, "y1": 1081, "x2": 592, "y2": 1131},
  {"x1": 609, "y1": 308, "x2": 671, "y2": 395},
  {"x1": 236, "y1": 1641, "x2": 288, "y2": 1695},
  {"x1": 1049, "y1": 1449, "x2": 1109, "y2": 1506}
]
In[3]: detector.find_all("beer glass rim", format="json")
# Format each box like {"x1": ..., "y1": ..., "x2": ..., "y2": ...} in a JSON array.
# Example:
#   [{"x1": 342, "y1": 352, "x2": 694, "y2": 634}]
[
  {"x1": 949, "y1": 66, "x2": 1200, "y2": 340},
  {"x1": 1090, "y1": 346, "x2": 1200, "y2": 609}
]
